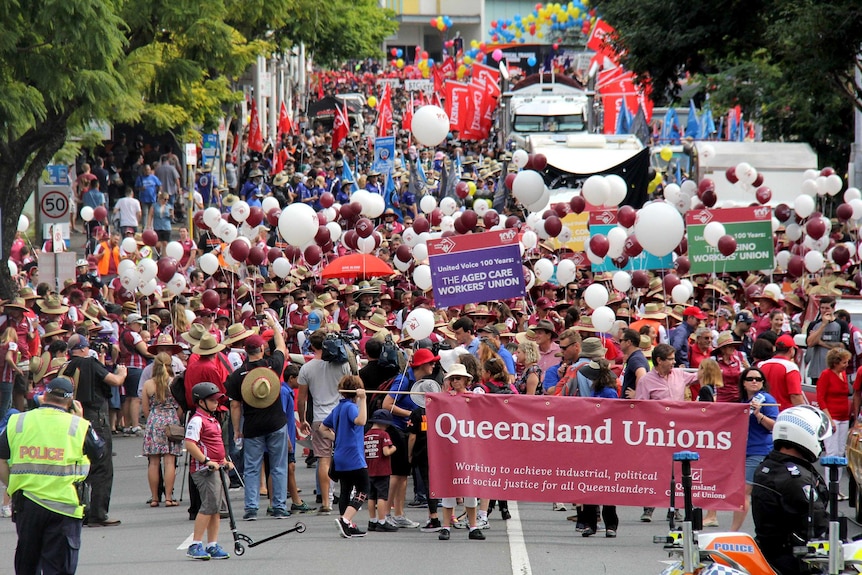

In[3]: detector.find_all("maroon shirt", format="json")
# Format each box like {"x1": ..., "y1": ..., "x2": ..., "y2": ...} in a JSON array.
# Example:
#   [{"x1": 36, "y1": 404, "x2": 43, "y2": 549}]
[{"x1": 364, "y1": 427, "x2": 393, "y2": 477}]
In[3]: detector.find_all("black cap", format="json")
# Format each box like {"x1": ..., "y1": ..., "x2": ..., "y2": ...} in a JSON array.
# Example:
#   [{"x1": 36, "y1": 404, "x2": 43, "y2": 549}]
[{"x1": 45, "y1": 377, "x2": 75, "y2": 399}]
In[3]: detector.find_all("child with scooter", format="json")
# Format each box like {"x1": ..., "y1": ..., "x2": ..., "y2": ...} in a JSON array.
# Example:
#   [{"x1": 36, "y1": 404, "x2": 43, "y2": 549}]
[{"x1": 185, "y1": 382, "x2": 234, "y2": 560}]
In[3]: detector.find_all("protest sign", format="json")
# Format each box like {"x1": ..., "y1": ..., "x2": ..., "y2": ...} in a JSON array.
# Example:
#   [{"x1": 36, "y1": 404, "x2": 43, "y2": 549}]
[
  {"x1": 589, "y1": 210, "x2": 673, "y2": 272},
  {"x1": 686, "y1": 207, "x2": 774, "y2": 274}
]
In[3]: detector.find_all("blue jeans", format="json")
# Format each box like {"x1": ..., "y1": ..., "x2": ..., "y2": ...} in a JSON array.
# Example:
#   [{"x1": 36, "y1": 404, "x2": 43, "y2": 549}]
[
  {"x1": 243, "y1": 425, "x2": 288, "y2": 513},
  {"x1": 0, "y1": 381, "x2": 12, "y2": 424}
]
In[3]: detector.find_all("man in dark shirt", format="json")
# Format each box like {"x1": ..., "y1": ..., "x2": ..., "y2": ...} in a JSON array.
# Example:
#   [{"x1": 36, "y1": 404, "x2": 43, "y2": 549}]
[
  {"x1": 358, "y1": 338, "x2": 400, "y2": 412},
  {"x1": 620, "y1": 329, "x2": 649, "y2": 399}
]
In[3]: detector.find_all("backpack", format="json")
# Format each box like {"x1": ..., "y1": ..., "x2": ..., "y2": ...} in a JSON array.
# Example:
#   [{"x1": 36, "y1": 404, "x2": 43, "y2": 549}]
[
  {"x1": 378, "y1": 334, "x2": 405, "y2": 370},
  {"x1": 553, "y1": 359, "x2": 590, "y2": 396},
  {"x1": 478, "y1": 379, "x2": 515, "y2": 394},
  {"x1": 322, "y1": 332, "x2": 358, "y2": 374},
  {"x1": 368, "y1": 375, "x2": 399, "y2": 414},
  {"x1": 169, "y1": 372, "x2": 189, "y2": 413}
]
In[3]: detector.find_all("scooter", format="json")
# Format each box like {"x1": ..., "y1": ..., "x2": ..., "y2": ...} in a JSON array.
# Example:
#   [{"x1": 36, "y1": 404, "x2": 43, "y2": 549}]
[
  {"x1": 218, "y1": 467, "x2": 306, "y2": 556},
  {"x1": 655, "y1": 451, "x2": 862, "y2": 575}
]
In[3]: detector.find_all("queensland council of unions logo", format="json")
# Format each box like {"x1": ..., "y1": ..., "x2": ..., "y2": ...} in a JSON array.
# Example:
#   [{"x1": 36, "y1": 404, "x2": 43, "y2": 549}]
[{"x1": 378, "y1": 148, "x2": 391, "y2": 161}]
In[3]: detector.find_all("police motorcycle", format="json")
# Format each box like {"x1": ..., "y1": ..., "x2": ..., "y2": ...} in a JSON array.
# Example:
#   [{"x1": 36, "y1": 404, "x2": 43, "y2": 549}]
[{"x1": 655, "y1": 449, "x2": 862, "y2": 575}]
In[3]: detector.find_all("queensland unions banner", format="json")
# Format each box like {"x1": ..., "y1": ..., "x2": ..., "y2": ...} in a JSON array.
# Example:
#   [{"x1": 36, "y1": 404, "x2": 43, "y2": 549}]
[
  {"x1": 427, "y1": 228, "x2": 526, "y2": 307},
  {"x1": 426, "y1": 394, "x2": 748, "y2": 510}
]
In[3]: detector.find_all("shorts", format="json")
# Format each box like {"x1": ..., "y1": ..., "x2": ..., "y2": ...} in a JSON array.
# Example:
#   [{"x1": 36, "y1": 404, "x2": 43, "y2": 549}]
[
  {"x1": 123, "y1": 367, "x2": 142, "y2": 399},
  {"x1": 311, "y1": 421, "x2": 333, "y2": 458},
  {"x1": 156, "y1": 229, "x2": 171, "y2": 242},
  {"x1": 288, "y1": 451, "x2": 296, "y2": 464},
  {"x1": 441, "y1": 497, "x2": 477, "y2": 508},
  {"x1": 192, "y1": 468, "x2": 222, "y2": 515},
  {"x1": 369, "y1": 476, "x2": 390, "y2": 501},
  {"x1": 388, "y1": 427, "x2": 410, "y2": 476},
  {"x1": 746, "y1": 455, "x2": 766, "y2": 483}
]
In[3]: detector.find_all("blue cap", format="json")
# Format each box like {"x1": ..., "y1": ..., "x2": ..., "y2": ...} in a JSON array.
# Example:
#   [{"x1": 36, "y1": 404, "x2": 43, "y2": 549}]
[
  {"x1": 369, "y1": 409, "x2": 394, "y2": 426},
  {"x1": 307, "y1": 311, "x2": 323, "y2": 332},
  {"x1": 45, "y1": 377, "x2": 75, "y2": 398},
  {"x1": 68, "y1": 334, "x2": 90, "y2": 350}
]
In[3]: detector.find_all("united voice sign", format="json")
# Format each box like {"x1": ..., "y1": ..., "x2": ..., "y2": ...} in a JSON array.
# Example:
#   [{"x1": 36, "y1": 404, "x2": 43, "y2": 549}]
[{"x1": 426, "y1": 394, "x2": 748, "y2": 510}]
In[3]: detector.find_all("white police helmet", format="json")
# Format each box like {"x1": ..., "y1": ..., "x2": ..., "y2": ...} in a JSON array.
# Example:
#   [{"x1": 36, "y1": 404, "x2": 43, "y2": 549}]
[{"x1": 772, "y1": 405, "x2": 832, "y2": 462}]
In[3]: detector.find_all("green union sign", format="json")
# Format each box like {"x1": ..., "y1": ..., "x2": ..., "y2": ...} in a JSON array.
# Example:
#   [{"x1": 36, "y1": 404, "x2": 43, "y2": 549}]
[{"x1": 686, "y1": 207, "x2": 775, "y2": 274}]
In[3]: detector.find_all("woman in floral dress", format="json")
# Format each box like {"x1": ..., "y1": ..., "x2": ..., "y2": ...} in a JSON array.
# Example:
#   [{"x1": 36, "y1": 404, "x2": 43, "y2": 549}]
[{"x1": 142, "y1": 352, "x2": 182, "y2": 506}]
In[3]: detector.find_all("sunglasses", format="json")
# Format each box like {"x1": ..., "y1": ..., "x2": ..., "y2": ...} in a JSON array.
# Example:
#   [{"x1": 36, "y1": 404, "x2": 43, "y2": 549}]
[
  {"x1": 744, "y1": 376, "x2": 764, "y2": 382},
  {"x1": 559, "y1": 343, "x2": 574, "y2": 351}
]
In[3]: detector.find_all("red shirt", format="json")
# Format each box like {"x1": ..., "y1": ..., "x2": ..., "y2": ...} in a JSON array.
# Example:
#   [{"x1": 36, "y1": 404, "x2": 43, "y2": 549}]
[
  {"x1": 184, "y1": 354, "x2": 231, "y2": 408},
  {"x1": 715, "y1": 351, "x2": 745, "y2": 403},
  {"x1": 364, "y1": 427, "x2": 393, "y2": 477},
  {"x1": 758, "y1": 357, "x2": 802, "y2": 412},
  {"x1": 817, "y1": 368, "x2": 850, "y2": 421},
  {"x1": 186, "y1": 410, "x2": 226, "y2": 472}
]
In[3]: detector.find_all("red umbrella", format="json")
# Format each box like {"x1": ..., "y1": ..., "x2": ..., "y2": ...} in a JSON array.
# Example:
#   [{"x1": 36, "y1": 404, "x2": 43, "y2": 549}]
[{"x1": 320, "y1": 253, "x2": 394, "y2": 280}]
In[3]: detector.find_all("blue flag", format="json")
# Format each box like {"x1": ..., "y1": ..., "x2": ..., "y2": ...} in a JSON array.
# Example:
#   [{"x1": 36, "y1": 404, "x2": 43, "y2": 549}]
[
  {"x1": 615, "y1": 102, "x2": 632, "y2": 134},
  {"x1": 700, "y1": 107, "x2": 715, "y2": 139},
  {"x1": 684, "y1": 100, "x2": 700, "y2": 139},
  {"x1": 384, "y1": 170, "x2": 402, "y2": 220},
  {"x1": 661, "y1": 108, "x2": 680, "y2": 144},
  {"x1": 728, "y1": 112, "x2": 738, "y2": 142},
  {"x1": 737, "y1": 112, "x2": 745, "y2": 141},
  {"x1": 342, "y1": 160, "x2": 358, "y2": 193},
  {"x1": 416, "y1": 159, "x2": 428, "y2": 184}
]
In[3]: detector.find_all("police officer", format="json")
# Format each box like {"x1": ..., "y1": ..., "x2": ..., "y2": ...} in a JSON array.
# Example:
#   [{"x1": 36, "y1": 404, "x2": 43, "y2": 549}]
[
  {"x1": 751, "y1": 405, "x2": 831, "y2": 575},
  {"x1": 0, "y1": 377, "x2": 105, "y2": 575}
]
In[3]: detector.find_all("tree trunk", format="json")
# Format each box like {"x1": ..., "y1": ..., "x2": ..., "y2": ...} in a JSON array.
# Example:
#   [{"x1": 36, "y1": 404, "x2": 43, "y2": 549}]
[{"x1": 0, "y1": 110, "x2": 72, "y2": 300}]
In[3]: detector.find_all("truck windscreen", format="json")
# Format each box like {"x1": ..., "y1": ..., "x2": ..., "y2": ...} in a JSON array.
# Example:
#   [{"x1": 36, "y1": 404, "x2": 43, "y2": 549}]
[{"x1": 514, "y1": 114, "x2": 586, "y2": 133}]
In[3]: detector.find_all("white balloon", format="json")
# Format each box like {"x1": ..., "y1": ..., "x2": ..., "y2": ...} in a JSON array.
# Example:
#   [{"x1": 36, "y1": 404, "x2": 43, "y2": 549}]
[
  {"x1": 198, "y1": 252, "x2": 219, "y2": 275},
  {"x1": 365, "y1": 193, "x2": 386, "y2": 219},
  {"x1": 413, "y1": 265, "x2": 433, "y2": 291},
  {"x1": 663, "y1": 183, "x2": 682, "y2": 204},
  {"x1": 261, "y1": 196, "x2": 280, "y2": 213},
  {"x1": 7, "y1": 260, "x2": 17, "y2": 277},
  {"x1": 583, "y1": 283, "x2": 609, "y2": 309},
  {"x1": 185, "y1": 309, "x2": 196, "y2": 325},
  {"x1": 80, "y1": 206, "x2": 94, "y2": 222},
  {"x1": 168, "y1": 272, "x2": 187, "y2": 295},
  {"x1": 525, "y1": 189, "x2": 550, "y2": 214},
  {"x1": 402, "y1": 227, "x2": 420, "y2": 248},
  {"x1": 526, "y1": 212, "x2": 543, "y2": 230},
  {"x1": 680, "y1": 179, "x2": 698, "y2": 198},
  {"x1": 231, "y1": 200, "x2": 250, "y2": 222},
  {"x1": 633, "y1": 202, "x2": 685, "y2": 257},
  {"x1": 850, "y1": 198, "x2": 862, "y2": 220},
  {"x1": 671, "y1": 284, "x2": 690, "y2": 304},
  {"x1": 203, "y1": 207, "x2": 221, "y2": 228},
  {"x1": 121, "y1": 237, "x2": 137, "y2": 254},
  {"x1": 736, "y1": 162, "x2": 757, "y2": 185},
  {"x1": 763, "y1": 283, "x2": 781, "y2": 299},
  {"x1": 826, "y1": 174, "x2": 844, "y2": 196},
  {"x1": 357, "y1": 236, "x2": 376, "y2": 254},
  {"x1": 394, "y1": 257, "x2": 412, "y2": 272},
  {"x1": 473, "y1": 199, "x2": 489, "y2": 216},
  {"x1": 844, "y1": 187, "x2": 861, "y2": 202},
  {"x1": 137, "y1": 258, "x2": 157, "y2": 283},
  {"x1": 803, "y1": 169, "x2": 820, "y2": 181},
  {"x1": 412, "y1": 243, "x2": 428, "y2": 262},
  {"x1": 238, "y1": 222, "x2": 257, "y2": 240},
  {"x1": 351, "y1": 190, "x2": 371, "y2": 212},
  {"x1": 404, "y1": 308, "x2": 435, "y2": 341},
  {"x1": 512, "y1": 170, "x2": 545, "y2": 206},
  {"x1": 557, "y1": 226, "x2": 572, "y2": 244},
  {"x1": 590, "y1": 306, "x2": 616, "y2": 333},
  {"x1": 440, "y1": 216, "x2": 455, "y2": 233},
  {"x1": 278, "y1": 203, "x2": 318, "y2": 246},
  {"x1": 794, "y1": 195, "x2": 815, "y2": 218},
  {"x1": 700, "y1": 144, "x2": 715, "y2": 163},
  {"x1": 776, "y1": 250, "x2": 791, "y2": 270},
  {"x1": 804, "y1": 250, "x2": 824, "y2": 273},
  {"x1": 523, "y1": 268, "x2": 535, "y2": 291},
  {"x1": 604, "y1": 174, "x2": 627, "y2": 207},
  {"x1": 440, "y1": 197, "x2": 458, "y2": 216},
  {"x1": 272, "y1": 257, "x2": 292, "y2": 278},
  {"x1": 218, "y1": 223, "x2": 238, "y2": 244},
  {"x1": 606, "y1": 226, "x2": 628, "y2": 259},
  {"x1": 556, "y1": 259, "x2": 577, "y2": 286},
  {"x1": 534, "y1": 219, "x2": 550, "y2": 240},
  {"x1": 612, "y1": 271, "x2": 632, "y2": 292},
  {"x1": 165, "y1": 241, "x2": 184, "y2": 260},
  {"x1": 803, "y1": 234, "x2": 830, "y2": 253},
  {"x1": 325, "y1": 221, "x2": 342, "y2": 243},
  {"x1": 322, "y1": 207, "x2": 336, "y2": 223},
  {"x1": 703, "y1": 221, "x2": 727, "y2": 247},
  {"x1": 800, "y1": 179, "x2": 818, "y2": 197},
  {"x1": 420, "y1": 195, "x2": 437, "y2": 214},
  {"x1": 584, "y1": 239, "x2": 605, "y2": 265},
  {"x1": 582, "y1": 175, "x2": 610, "y2": 206},
  {"x1": 772, "y1": 217, "x2": 781, "y2": 232},
  {"x1": 411, "y1": 105, "x2": 450, "y2": 147},
  {"x1": 120, "y1": 269, "x2": 140, "y2": 291},
  {"x1": 521, "y1": 230, "x2": 538, "y2": 250},
  {"x1": 17, "y1": 215, "x2": 29, "y2": 233},
  {"x1": 534, "y1": 258, "x2": 554, "y2": 282},
  {"x1": 118, "y1": 259, "x2": 136, "y2": 277},
  {"x1": 512, "y1": 149, "x2": 529, "y2": 169},
  {"x1": 785, "y1": 223, "x2": 802, "y2": 242},
  {"x1": 138, "y1": 277, "x2": 157, "y2": 296}
]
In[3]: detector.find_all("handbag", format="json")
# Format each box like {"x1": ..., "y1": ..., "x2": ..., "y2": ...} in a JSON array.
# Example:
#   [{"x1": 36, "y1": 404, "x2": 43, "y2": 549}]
[{"x1": 165, "y1": 423, "x2": 186, "y2": 443}]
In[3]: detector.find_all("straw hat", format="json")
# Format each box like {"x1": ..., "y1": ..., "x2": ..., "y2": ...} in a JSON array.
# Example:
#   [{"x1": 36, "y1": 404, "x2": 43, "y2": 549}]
[
  {"x1": 359, "y1": 311, "x2": 389, "y2": 333},
  {"x1": 19, "y1": 287, "x2": 37, "y2": 301},
  {"x1": 714, "y1": 331, "x2": 741, "y2": 350},
  {"x1": 122, "y1": 301, "x2": 138, "y2": 314},
  {"x1": 223, "y1": 323, "x2": 259, "y2": 347},
  {"x1": 82, "y1": 303, "x2": 104, "y2": 322},
  {"x1": 443, "y1": 363, "x2": 473, "y2": 381},
  {"x1": 411, "y1": 379, "x2": 441, "y2": 408},
  {"x1": 192, "y1": 334, "x2": 226, "y2": 356},
  {"x1": 41, "y1": 322, "x2": 68, "y2": 338},
  {"x1": 39, "y1": 296, "x2": 69, "y2": 315},
  {"x1": 638, "y1": 335, "x2": 654, "y2": 354},
  {"x1": 147, "y1": 334, "x2": 183, "y2": 355},
  {"x1": 181, "y1": 323, "x2": 208, "y2": 345},
  {"x1": 640, "y1": 303, "x2": 667, "y2": 320},
  {"x1": 29, "y1": 352, "x2": 52, "y2": 383},
  {"x1": 241, "y1": 367, "x2": 281, "y2": 408}
]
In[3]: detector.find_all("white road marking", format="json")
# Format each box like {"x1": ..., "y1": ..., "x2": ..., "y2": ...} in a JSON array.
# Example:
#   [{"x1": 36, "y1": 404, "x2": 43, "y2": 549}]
[
  {"x1": 177, "y1": 533, "x2": 194, "y2": 550},
  {"x1": 506, "y1": 502, "x2": 532, "y2": 575}
]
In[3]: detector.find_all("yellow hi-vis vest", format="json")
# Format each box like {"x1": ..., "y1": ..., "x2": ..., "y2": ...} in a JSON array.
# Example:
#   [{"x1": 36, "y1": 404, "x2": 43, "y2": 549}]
[{"x1": 6, "y1": 407, "x2": 91, "y2": 518}]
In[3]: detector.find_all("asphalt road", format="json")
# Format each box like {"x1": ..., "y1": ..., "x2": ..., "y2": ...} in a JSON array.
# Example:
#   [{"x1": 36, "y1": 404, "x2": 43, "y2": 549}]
[{"x1": 1, "y1": 435, "x2": 858, "y2": 574}]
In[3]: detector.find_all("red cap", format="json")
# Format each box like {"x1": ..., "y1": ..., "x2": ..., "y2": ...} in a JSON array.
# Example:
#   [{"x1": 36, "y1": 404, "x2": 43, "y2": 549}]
[
  {"x1": 776, "y1": 334, "x2": 798, "y2": 350},
  {"x1": 244, "y1": 334, "x2": 266, "y2": 349},
  {"x1": 683, "y1": 306, "x2": 708, "y2": 320},
  {"x1": 535, "y1": 297, "x2": 554, "y2": 310}
]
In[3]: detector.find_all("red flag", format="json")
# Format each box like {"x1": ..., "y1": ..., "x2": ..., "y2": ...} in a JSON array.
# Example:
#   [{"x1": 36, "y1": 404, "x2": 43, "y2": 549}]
[
  {"x1": 278, "y1": 101, "x2": 293, "y2": 136},
  {"x1": 441, "y1": 57, "x2": 456, "y2": 78},
  {"x1": 443, "y1": 81, "x2": 470, "y2": 133},
  {"x1": 432, "y1": 64, "x2": 444, "y2": 95},
  {"x1": 332, "y1": 101, "x2": 349, "y2": 153},
  {"x1": 248, "y1": 99, "x2": 263, "y2": 153},
  {"x1": 403, "y1": 97, "x2": 414, "y2": 132},
  {"x1": 471, "y1": 62, "x2": 501, "y2": 97},
  {"x1": 317, "y1": 73, "x2": 325, "y2": 100},
  {"x1": 376, "y1": 84, "x2": 393, "y2": 137},
  {"x1": 461, "y1": 80, "x2": 488, "y2": 141}
]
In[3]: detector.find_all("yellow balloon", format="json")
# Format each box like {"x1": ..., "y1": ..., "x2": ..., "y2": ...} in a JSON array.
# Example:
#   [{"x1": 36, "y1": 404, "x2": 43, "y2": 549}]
[
  {"x1": 652, "y1": 173, "x2": 663, "y2": 185},
  {"x1": 515, "y1": 30, "x2": 522, "y2": 38},
  {"x1": 471, "y1": 40, "x2": 479, "y2": 49},
  {"x1": 367, "y1": 96, "x2": 377, "y2": 108},
  {"x1": 396, "y1": 58, "x2": 404, "y2": 68},
  {"x1": 659, "y1": 146, "x2": 673, "y2": 162},
  {"x1": 468, "y1": 182, "x2": 477, "y2": 196},
  {"x1": 464, "y1": 56, "x2": 473, "y2": 65},
  {"x1": 537, "y1": 31, "x2": 544, "y2": 38}
]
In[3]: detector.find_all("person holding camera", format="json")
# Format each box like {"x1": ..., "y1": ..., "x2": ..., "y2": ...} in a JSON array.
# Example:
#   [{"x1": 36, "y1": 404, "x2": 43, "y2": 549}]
[{"x1": 0, "y1": 376, "x2": 105, "y2": 573}]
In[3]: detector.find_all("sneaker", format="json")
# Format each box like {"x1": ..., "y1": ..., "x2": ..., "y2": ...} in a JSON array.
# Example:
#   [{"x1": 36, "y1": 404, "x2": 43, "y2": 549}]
[
  {"x1": 265, "y1": 506, "x2": 273, "y2": 516},
  {"x1": 407, "y1": 498, "x2": 428, "y2": 508},
  {"x1": 186, "y1": 543, "x2": 210, "y2": 560},
  {"x1": 335, "y1": 517, "x2": 352, "y2": 538},
  {"x1": 205, "y1": 543, "x2": 230, "y2": 560},
  {"x1": 421, "y1": 518, "x2": 443, "y2": 532},
  {"x1": 376, "y1": 521, "x2": 398, "y2": 532},
  {"x1": 552, "y1": 503, "x2": 568, "y2": 511},
  {"x1": 367, "y1": 521, "x2": 378, "y2": 532},
  {"x1": 452, "y1": 512, "x2": 469, "y2": 529},
  {"x1": 317, "y1": 506, "x2": 332, "y2": 516},
  {"x1": 347, "y1": 523, "x2": 366, "y2": 537},
  {"x1": 673, "y1": 509, "x2": 683, "y2": 522},
  {"x1": 582, "y1": 527, "x2": 596, "y2": 537},
  {"x1": 438, "y1": 528, "x2": 451, "y2": 540},
  {"x1": 640, "y1": 508, "x2": 654, "y2": 522},
  {"x1": 0, "y1": 505, "x2": 11, "y2": 518},
  {"x1": 131, "y1": 426, "x2": 143, "y2": 436},
  {"x1": 606, "y1": 529, "x2": 617, "y2": 538},
  {"x1": 392, "y1": 515, "x2": 420, "y2": 528},
  {"x1": 500, "y1": 508, "x2": 511, "y2": 521},
  {"x1": 315, "y1": 494, "x2": 322, "y2": 504},
  {"x1": 291, "y1": 501, "x2": 314, "y2": 513},
  {"x1": 242, "y1": 510, "x2": 258, "y2": 521},
  {"x1": 272, "y1": 509, "x2": 290, "y2": 519},
  {"x1": 476, "y1": 517, "x2": 490, "y2": 530},
  {"x1": 468, "y1": 528, "x2": 486, "y2": 540}
]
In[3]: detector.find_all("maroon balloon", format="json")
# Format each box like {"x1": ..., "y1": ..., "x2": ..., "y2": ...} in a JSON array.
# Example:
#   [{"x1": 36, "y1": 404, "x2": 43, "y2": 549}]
[
  {"x1": 631, "y1": 270, "x2": 650, "y2": 289},
  {"x1": 570, "y1": 196, "x2": 586, "y2": 214},
  {"x1": 304, "y1": 245, "x2": 322, "y2": 266},
  {"x1": 483, "y1": 210, "x2": 500, "y2": 228},
  {"x1": 524, "y1": 155, "x2": 535, "y2": 171},
  {"x1": 223, "y1": 212, "x2": 236, "y2": 225},
  {"x1": 413, "y1": 216, "x2": 431, "y2": 234},
  {"x1": 674, "y1": 255, "x2": 690, "y2": 275},
  {"x1": 837, "y1": 203, "x2": 854, "y2": 221},
  {"x1": 441, "y1": 230, "x2": 456, "y2": 238},
  {"x1": 371, "y1": 232, "x2": 382, "y2": 249},
  {"x1": 505, "y1": 215, "x2": 521, "y2": 229},
  {"x1": 589, "y1": 234, "x2": 610, "y2": 258},
  {"x1": 697, "y1": 178, "x2": 715, "y2": 199},
  {"x1": 395, "y1": 244, "x2": 412, "y2": 262},
  {"x1": 675, "y1": 237, "x2": 688, "y2": 256},
  {"x1": 248, "y1": 246, "x2": 266, "y2": 266},
  {"x1": 623, "y1": 236, "x2": 643, "y2": 257},
  {"x1": 455, "y1": 181, "x2": 470, "y2": 199},
  {"x1": 453, "y1": 217, "x2": 469, "y2": 235},
  {"x1": 725, "y1": 167, "x2": 738, "y2": 184},
  {"x1": 544, "y1": 215, "x2": 562, "y2": 237},
  {"x1": 611, "y1": 255, "x2": 629, "y2": 269},
  {"x1": 283, "y1": 245, "x2": 301, "y2": 262},
  {"x1": 266, "y1": 208, "x2": 281, "y2": 227},
  {"x1": 355, "y1": 218, "x2": 374, "y2": 238},
  {"x1": 701, "y1": 189, "x2": 717, "y2": 208},
  {"x1": 832, "y1": 244, "x2": 851, "y2": 266},
  {"x1": 662, "y1": 273, "x2": 680, "y2": 293},
  {"x1": 193, "y1": 210, "x2": 208, "y2": 231},
  {"x1": 201, "y1": 289, "x2": 220, "y2": 310},
  {"x1": 553, "y1": 203, "x2": 569, "y2": 218},
  {"x1": 532, "y1": 153, "x2": 548, "y2": 171},
  {"x1": 229, "y1": 239, "x2": 250, "y2": 262},
  {"x1": 460, "y1": 210, "x2": 478, "y2": 230},
  {"x1": 774, "y1": 203, "x2": 791, "y2": 222},
  {"x1": 315, "y1": 225, "x2": 331, "y2": 245},
  {"x1": 787, "y1": 255, "x2": 805, "y2": 278},
  {"x1": 245, "y1": 207, "x2": 263, "y2": 227},
  {"x1": 429, "y1": 208, "x2": 443, "y2": 227},
  {"x1": 617, "y1": 205, "x2": 636, "y2": 228},
  {"x1": 320, "y1": 240, "x2": 334, "y2": 253},
  {"x1": 821, "y1": 167, "x2": 836, "y2": 177},
  {"x1": 343, "y1": 230, "x2": 359, "y2": 250},
  {"x1": 94, "y1": 206, "x2": 107, "y2": 221},
  {"x1": 142, "y1": 229, "x2": 158, "y2": 247},
  {"x1": 267, "y1": 247, "x2": 283, "y2": 263},
  {"x1": 504, "y1": 173, "x2": 517, "y2": 191},
  {"x1": 156, "y1": 257, "x2": 178, "y2": 283},
  {"x1": 542, "y1": 209, "x2": 555, "y2": 220},
  {"x1": 316, "y1": 212, "x2": 328, "y2": 226},
  {"x1": 320, "y1": 192, "x2": 335, "y2": 208},
  {"x1": 717, "y1": 235, "x2": 737, "y2": 257},
  {"x1": 806, "y1": 218, "x2": 826, "y2": 240},
  {"x1": 754, "y1": 186, "x2": 772, "y2": 205},
  {"x1": 752, "y1": 173, "x2": 764, "y2": 188}
]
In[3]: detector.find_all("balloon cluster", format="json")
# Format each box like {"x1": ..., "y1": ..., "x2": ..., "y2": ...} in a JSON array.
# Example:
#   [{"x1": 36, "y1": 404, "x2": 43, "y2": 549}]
[
  {"x1": 488, "y1": 1, "x2": 594, "y2": 44},
  {"x1": 429, "y1": 15, "x2": 453, "y2": 32}
]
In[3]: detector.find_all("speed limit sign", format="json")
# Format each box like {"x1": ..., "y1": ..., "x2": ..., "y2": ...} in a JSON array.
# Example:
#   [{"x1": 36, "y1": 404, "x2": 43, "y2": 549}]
[{"x1": 40, "y1": 189, "x2": 69, "y2": 223}]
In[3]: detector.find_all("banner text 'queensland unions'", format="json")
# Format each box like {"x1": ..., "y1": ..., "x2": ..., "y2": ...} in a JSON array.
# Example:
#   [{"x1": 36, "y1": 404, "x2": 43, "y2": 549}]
[{"x1": 426, "y1": 394, "x2": 749, "y2": 510}]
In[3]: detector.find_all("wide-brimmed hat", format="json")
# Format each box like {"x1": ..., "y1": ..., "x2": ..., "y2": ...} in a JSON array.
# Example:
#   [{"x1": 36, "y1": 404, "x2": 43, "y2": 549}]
[
  {"x1": 192, "y1": 334, "x2": 225, "y2": 356},
  {"x1": 122, "y1": 301, "x2": 138, "y2": 314},
  {"x1": 640, "y1": 303, "x2": 667, "y2": 320},
  {"x1": 222, "y1": 194, "x2": 239, "y2": 207},
  {"x1": 19, "y1": 287, "x2": 37, "y2": 301},
  {"x1": 533, "y1": 319, "x2": 557, "y2": 337},
  {"x1": 359, "y1": 311, "x2": 389, "y2": 333},
  {"x1": 39, "y1": 296, "x2": 69, "y2": 315},
  {"x1": 82, "y1": 303, "x2": 104, "y2": 322},
  {"x1": 575, "y1": 316, "x2": 597, "y2": 333},
  {"x1": 223, "y1": 323, "x2": 259, "y2": 346},
  {"x1": 29, "y1": 352, "x2": 52, "y2": 383},
  {"x1": 41, "y1": 321, "x2": 68, "y2": 338},
  {"x1": 147, "y1": 334, "x2": 183, "y2": 355},
  {"x1": 411, "y1": 348, "x2": 440, "y2": 367},
  {"x1": 580, "y1": 337, "x2": 606, "y2": 359},
  {"x1": 411, "y1": 378, "x2": 441, "y2": 408},
  {"x1": 261, "y1": 282, "x2": 281, "y2": 295},
  {"x1": 181, "y1": 323, "x2": 208, "y2": 345},
  {"x1": 714, "y1": 331, "x2": 741, "y2": 350},
  {"x1": 443, "y1": 363, "x2": 473, "y2": 382},
  {"x1": 126, "y1": 313, "x2": 146, "y2": 325},
  {"x1": 43, "y1": 357, "x2": 67, "y2": 381},
  {"x1": 638, "y1": 335, "x2": 654, "y2": 354},
  {"x1": 241, "y1": 366, "x2": 280, "y2": 408}
]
